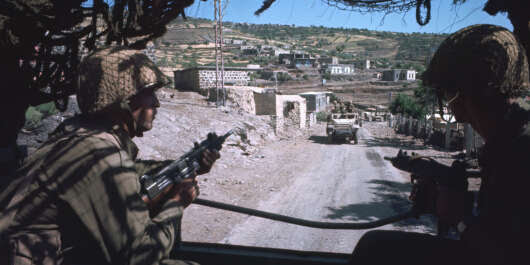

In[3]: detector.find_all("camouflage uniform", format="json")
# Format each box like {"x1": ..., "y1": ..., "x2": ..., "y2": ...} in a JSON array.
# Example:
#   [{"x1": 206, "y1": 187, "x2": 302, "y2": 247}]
[
  {"x1": 351, "y1": 25, "x2": 530, "y2": 265},
  {"x1": 0, "y1": 47, "x2": 197, "y2": 265},
  {"x1": 350, "y1": 103, "x2": 530, "y2": 265}
]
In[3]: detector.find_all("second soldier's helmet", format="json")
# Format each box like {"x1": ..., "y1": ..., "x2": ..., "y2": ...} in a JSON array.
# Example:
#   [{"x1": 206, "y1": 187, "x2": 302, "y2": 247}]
[
  {"x1": 423, "y1": 24, "x2": 529, "y2": 99},
  {"x1": 77, "y1": 47, "x2": 170, "y2": 114}
]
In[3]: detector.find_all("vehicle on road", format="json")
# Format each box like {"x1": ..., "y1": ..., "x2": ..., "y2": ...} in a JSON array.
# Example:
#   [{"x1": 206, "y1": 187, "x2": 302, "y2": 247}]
[{"x1": 326, "y1": 113, "x2": 361, "y2": 144}]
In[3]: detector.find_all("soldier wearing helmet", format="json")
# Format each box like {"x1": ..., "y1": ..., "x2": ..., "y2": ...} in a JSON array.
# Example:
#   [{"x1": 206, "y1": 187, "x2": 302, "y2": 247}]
[
  {"x1": 0, "y1": 47, "x2": 218, "y2": 265},
  {"x1": 350, "y1": 24, "x2": 530, "y2": 265}
]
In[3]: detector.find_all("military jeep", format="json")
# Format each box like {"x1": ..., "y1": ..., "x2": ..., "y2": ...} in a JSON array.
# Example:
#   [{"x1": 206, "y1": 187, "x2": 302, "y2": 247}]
[{"x1": 326, "y1": 113, "x2": 361, "y2": 144}]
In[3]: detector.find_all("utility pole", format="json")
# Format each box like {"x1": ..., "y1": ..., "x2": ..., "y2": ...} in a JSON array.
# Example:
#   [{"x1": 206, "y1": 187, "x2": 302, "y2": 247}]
[
  {"x1": 214, "y1": 0, "x2": 226, "y2": 107},
  {"x1": 214, "y1": 0, "x2": 219, "y2": 106}
]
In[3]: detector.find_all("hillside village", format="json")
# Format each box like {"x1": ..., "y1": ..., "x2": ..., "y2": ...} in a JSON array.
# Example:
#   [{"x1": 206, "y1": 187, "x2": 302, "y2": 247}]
[
  {"x1": 132, "y1": 17, "x2": 446, "y2": 135},
  {"x1": 23, "y1": 17, "x2": 459, "y2": 152}
]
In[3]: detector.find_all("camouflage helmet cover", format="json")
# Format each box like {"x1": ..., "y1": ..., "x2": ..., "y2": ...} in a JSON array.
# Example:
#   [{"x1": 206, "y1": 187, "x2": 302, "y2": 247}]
[
  {"x1": 423, "y1": 24, "x2": 529, "y2": 99},
  {"x1": 77, "y1": 46, "x2": 170, "y2": 114}
]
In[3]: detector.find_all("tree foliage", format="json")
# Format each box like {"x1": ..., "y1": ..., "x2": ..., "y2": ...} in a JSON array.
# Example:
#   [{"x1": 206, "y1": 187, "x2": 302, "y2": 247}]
[{"x1": 389, "y1": 93, "x2": 427, "y2": 119}]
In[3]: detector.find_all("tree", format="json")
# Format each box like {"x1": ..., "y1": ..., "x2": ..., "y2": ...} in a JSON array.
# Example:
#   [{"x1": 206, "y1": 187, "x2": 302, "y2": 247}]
[
  {"x1": 413, "y1": 81, "x2": 437, "y2": 114},
  {"x1": 389, "y1": 93, "x2": 427, "y2": 119}
]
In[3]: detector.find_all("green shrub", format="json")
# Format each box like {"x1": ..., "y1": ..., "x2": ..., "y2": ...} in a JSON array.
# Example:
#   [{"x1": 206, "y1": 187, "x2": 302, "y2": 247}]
[
  {"x1": 276, "y1": 72, "x2": 292, "y2": 82},
  {"x1": 328, "y1": 93, "x2": 339, "y2": 103},
  {"x1": 389, "y1": 94, "x2": 426, "y2": 119},
  {"x1": 316, "y1": 111, "x2": 329, "y2": 122}
]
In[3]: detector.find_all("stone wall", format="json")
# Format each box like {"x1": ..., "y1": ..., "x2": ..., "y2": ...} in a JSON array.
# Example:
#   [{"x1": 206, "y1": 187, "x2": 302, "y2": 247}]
[
  {"x1": 208, "y1": 86, "x2": 264, "y2": 115},
  {"x1": 174, "y1": 68, "x2": 199, "y2": 91},
  {"x1": 275, "y1": 95, "x2": 306, "y2": 131},
  {"x1": 254, "y1": 92, "x2": 277, "y2": 115},
  {"x1": 306, "y1": 112, "x2": 317, "y2": 128}
]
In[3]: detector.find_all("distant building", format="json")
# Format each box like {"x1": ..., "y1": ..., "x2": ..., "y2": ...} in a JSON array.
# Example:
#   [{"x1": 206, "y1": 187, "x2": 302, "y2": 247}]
[
  {"x1": 319, "y1": 56, "x2": 339, "y2": 65},
  {"x1": 174, "y1": 66, "x2": 259, "y2": 95},
  {"x1": 402, "y1": 70, "x2": 416, "y2": 80},
  {"x1": 326, "y1": 64, "x2": 355, "y2": 75},
  {"x1": 299, "y1": 92, "x2": 331, "y2": 127},
  {"x1": 382, "y1": 69, "x2": 400, "y2": 81},
  {"x1": 246, "y1": 64, "x2": 261, "y2": 69},
  {"x1": 259, "y1": 46, "x2": 285, "y2": 57},
  {"x1": 232, "y1": 39, "x2": 244, "y2": 45},
  {"x1": 299, "y1": 92, "x2": 328, "y2": 113},
  {"x1": 241, "y1": 45, "x2": 259, "y2": 55},
  {"x1": 279, "y1": 53, "x2": 316, "y2": 68},
  {"x1": 274, "y1": 48, "x2": 290, "y2": 56},
  {"x1": 382, "y1": 69, "x2": 416, "y2": 81},
  {"x1": 240, "y1": 45, "x2": 256, "y2": 50},
  {"x1": 254, "y1": 93, "x2": 307, "y2": 130}
]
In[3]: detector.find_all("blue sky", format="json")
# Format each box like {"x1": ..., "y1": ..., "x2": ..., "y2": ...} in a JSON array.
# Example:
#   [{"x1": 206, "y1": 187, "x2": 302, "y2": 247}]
[{"x1": 186, "y1": 0, "x2": 512, "y2": 34}]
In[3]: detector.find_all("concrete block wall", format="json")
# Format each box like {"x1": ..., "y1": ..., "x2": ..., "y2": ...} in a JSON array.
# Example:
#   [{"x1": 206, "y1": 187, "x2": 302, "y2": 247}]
[
  {"x1": 198, "y1": 70, "x2": 250, "y2": 90},
  {"x1": 175, "y1": 69, "x2": 251, "y2": 96}
]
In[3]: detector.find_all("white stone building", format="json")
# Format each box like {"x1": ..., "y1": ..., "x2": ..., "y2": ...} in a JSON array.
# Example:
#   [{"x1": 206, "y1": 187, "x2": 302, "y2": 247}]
[
  {"x1": 326, "y1": 64, "x2": 355, "y2": 75},
  {"x1": 382, "y1": 69, "x2": 416, "y2": 81}
]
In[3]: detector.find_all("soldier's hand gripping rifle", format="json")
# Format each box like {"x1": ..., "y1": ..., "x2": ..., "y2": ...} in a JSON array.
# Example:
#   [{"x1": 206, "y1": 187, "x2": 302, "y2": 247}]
[
  {"x1": 384, "y1": 150, "x2": 478, "y2": 217},
  {"x1": 140, "y1": 130, "x2": 233, "y2": 209}
]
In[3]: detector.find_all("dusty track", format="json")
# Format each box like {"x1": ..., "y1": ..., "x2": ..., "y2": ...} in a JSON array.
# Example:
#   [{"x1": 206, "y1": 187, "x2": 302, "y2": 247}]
[{"x1": 181, "y1": 124, "x2": 436, "y2": 254}]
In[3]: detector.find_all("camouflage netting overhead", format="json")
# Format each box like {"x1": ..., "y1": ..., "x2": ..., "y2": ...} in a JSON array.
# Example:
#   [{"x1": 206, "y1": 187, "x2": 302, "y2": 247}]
[
  {"x1": 423, "y1": 24, "x2": 529, "y2": 98},
  {"x1": 77, "y1": 47, "x2": 171, "y2": 114},
  {"x1": 0, "y1": 0, "x2": 200, "y2": 110}
]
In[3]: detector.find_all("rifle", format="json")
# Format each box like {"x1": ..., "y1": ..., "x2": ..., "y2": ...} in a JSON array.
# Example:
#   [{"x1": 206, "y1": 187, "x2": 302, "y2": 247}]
[
  {"x1": 384, "y1": 149, "x2": 478, "y2": 225},
  {"x1": 140, "y1": 130, "x2": 234, "y2": 208},
  {"x1": 383, "y1": 149, "x2": 480, "y2": 188}
]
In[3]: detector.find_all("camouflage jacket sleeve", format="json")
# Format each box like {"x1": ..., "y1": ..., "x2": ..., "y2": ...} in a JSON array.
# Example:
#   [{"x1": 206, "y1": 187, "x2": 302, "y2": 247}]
[
  {"x1": 58, "y1": 135, "x2": 183, "y2": 265},
  {"x1": 134, "y1": 159, "x2": 174, "y2": 177}
]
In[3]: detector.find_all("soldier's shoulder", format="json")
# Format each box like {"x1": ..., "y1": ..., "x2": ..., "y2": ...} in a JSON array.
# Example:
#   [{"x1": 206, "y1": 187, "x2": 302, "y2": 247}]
[{"x1": 42, "y1": 126, "x2": 122, "y2": 162}]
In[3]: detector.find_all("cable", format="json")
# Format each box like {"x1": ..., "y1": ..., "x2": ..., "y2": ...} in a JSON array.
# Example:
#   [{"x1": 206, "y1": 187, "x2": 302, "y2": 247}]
[{"x1": 193, "y1": 198, "x2": 416, "y2": 229}]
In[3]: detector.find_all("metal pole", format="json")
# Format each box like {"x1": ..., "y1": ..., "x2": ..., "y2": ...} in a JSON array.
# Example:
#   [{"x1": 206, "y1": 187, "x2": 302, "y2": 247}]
[
  {"x1": 214, "y1": 0, "x2": 219, "y2": 106},
  {"x1": 219, "y1": 0, "x2": 226, "y2": 106}
]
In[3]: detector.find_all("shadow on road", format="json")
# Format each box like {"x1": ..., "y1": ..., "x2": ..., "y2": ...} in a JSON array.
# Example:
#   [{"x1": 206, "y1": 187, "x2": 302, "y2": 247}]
[
  {"x1": 325, "y1": 179, "x2": 436, "y2": 234},
  {"x1": 363, "y1": 136, "x2": 428, "y2": 151},
  {"x1": 308, "y1": 135, "x2": 355, "y2": 145}
]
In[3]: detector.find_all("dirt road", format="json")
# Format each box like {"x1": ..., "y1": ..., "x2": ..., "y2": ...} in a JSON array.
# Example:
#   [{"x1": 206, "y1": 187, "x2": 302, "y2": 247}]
[{"x1": 181, "y1": 124, "x2": 436, "y2": 254}]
